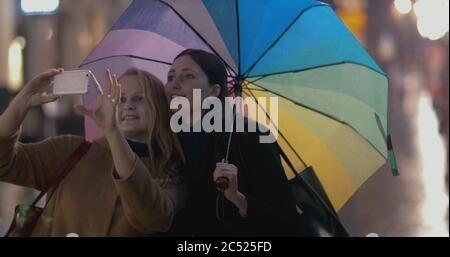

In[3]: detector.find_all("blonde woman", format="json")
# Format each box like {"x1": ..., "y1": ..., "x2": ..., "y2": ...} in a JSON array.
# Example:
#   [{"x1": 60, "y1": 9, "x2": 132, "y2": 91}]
[{"x1": 0, "y1": 68, "x2": 186, "y2": 236}]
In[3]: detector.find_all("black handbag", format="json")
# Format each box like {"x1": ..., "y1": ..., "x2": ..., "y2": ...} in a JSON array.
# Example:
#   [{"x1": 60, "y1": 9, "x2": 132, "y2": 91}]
[
  {"x1": 279, "y1": 148, "x2": 350, "y2": 237},
  {"x1": 4, "y1": 141, "x2": 91, "y2": 237}
]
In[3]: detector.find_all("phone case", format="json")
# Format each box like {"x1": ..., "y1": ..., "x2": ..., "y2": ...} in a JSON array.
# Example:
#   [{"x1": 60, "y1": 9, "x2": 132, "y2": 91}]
[{"x1": 53, "y1": 70, "x2": 91, "y2": 95}]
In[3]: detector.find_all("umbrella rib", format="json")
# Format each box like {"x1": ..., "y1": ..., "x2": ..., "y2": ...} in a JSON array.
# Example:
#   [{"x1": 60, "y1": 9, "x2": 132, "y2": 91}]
[
  {"x1": 245, "y1": 82, "x2": 341, "y2": 122},
  {"x1": 246, "y1": 61, "x2": 387, "y2": 84},
  {"x1": 243, "y1": 87, "x2": 267, "y2": 92},
  {"x1": 244, "y1": 82, "x2": 387, "y2": 160},
  {"x1": 242, "y1": 85, "x2": 307, "y2": 168},
  {"x1": 235, "y1": 0, "x2": 241, "y2": 74},
  {"x1": 226, "y1": 67, "x2": 237, "y2": 80},
  {"x1": 241, "y1": 3, "x2": 326, "y2": 78},
  {"x1": 159, "y1": 0, "x2": 238, "y2": 75},
  {"x1": 80, "y1": 55, "x2": 173, "y2": 67}
]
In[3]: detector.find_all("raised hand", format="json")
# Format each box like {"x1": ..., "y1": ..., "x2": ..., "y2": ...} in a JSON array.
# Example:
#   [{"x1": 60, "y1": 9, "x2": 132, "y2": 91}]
[
  {"x1": 74, "y1": 69, "x2": 122, "y2": 133},
  {"x1": 20, "y1": 68, "x2": 64, "y2": 108}
]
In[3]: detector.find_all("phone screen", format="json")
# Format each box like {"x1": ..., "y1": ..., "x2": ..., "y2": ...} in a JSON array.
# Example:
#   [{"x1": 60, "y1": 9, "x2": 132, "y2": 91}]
[{"x1": 53, "y1": 70, "x2": 92, "y2": 95}]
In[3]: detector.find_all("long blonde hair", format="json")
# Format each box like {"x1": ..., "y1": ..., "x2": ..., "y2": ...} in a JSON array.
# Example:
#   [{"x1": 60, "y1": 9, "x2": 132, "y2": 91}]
[{"x1": 121, "y1": 68, "x2": 185, "y2": 185}]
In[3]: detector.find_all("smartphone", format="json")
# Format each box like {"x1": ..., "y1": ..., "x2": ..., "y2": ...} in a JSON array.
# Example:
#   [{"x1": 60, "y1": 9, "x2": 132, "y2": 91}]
[{"x1": 53, "y1": 70, "x2": 92, "y2": 95}]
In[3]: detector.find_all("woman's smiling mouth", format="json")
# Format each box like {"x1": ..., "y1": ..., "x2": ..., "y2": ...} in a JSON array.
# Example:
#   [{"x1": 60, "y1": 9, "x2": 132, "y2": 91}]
[{"x1": 121, "y1": 115, "x2": 139, "y2": 121}]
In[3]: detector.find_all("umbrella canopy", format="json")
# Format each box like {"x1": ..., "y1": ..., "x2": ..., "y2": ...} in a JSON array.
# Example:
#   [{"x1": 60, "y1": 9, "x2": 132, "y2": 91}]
[{"x1": 80, "y1": 0, "x2": 398, "y2": 211}]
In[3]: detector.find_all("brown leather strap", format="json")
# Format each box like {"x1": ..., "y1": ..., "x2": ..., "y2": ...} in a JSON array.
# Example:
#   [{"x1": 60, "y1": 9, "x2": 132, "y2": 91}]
[{"x1": 30, "y1": 141, "x2": 91, "y2": 207}]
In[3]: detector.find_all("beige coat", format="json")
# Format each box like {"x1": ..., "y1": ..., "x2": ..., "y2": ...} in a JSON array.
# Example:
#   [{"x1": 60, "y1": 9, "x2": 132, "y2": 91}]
[{"x1": 0, "y1": 129, "x2": 186, "y2": 236}]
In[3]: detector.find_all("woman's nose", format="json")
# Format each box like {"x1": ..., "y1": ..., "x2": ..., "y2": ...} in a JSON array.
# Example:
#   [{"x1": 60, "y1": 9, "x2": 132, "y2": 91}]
[
  {"x1": 124, "y1": 101, "x2": 136, "y2": 110},
  {"x1": 171, "y1": 77, "x2": 182, "y2": 89}
]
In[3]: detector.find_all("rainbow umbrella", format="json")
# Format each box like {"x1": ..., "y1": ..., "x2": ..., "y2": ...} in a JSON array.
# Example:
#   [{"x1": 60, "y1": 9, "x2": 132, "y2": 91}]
[{"x1": 80, "y1": 0, "x2": 398, "y2": 211}]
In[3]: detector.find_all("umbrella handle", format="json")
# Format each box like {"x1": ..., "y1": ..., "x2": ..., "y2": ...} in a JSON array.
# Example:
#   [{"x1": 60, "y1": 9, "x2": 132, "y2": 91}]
[
  {"x1": 215, "y1": 157, "x2": 229, "y2": 191},
  {"x1": 214, "y1": 176, "x2": 229, "y2": 191},
  {"x1": 217, "y1": 77, "x2": 242, "y2": 192}
]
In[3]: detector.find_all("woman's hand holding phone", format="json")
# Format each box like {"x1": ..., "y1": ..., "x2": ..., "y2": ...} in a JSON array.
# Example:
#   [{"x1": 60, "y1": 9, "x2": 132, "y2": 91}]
[
  {"x1": 21, "y1": 68, "x2": 64, "y2": 108},
  {"x1": 0, "y1": 68, "x2": 63, "y2": 138}
]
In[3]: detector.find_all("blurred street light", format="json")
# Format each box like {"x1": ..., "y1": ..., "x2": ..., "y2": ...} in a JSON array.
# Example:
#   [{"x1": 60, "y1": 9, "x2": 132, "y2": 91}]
[
  {"x1": 392, "y1": 0, "x2": 449, "y2": 41},
  {"x1": 7, "y1": 37, "x2": 26, "y2": 92},
  {"x1": 394, "y1": 0, "x2": 413, "y2": 14},
  {"x1": 413, "y1": 0, "x2": 449, "y2": 41},
  {"x1": 21, "y1": 0, "x2": 59, "y2": 15},
  {"x1": 334, "y1": 0, "x2": 368, "y2": 44},
  {"x1": 377, "y1": 32, "x2": 397, "y2": 63}
]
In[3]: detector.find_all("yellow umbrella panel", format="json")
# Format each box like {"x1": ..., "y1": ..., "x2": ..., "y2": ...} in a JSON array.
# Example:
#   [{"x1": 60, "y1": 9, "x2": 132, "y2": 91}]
[{"x1": 242, "y1": 82, "x2": 386, "y2": 211}]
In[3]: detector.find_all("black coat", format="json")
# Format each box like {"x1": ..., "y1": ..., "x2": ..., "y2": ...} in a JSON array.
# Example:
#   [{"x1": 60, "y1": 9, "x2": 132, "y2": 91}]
[{"x1": 167, "y1": 128, "x2": 299, "y2": 236}]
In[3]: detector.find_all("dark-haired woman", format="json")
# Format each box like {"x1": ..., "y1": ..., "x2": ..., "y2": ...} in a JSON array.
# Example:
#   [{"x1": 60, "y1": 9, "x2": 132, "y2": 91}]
[{"x1": 164, "y1": 49, "x2": 299, "y2": 236}]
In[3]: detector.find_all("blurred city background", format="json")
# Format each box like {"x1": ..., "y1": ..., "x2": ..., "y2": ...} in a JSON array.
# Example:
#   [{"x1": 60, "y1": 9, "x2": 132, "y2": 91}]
[{"x1": 0, "y1": 0, "x2": 448, "y2": 236}]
